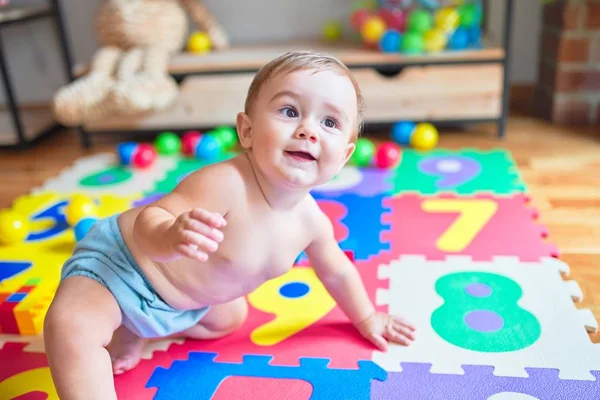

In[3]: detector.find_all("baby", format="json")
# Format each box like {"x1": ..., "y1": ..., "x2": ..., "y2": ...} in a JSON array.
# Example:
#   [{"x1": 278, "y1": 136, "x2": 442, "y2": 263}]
[{"x1": 44, "y1": 50, "x2": 416, "y2": 399}]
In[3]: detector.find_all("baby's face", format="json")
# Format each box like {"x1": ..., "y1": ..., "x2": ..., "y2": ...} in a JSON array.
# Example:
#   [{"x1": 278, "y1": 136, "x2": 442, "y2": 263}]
[{"x1": 243, "y1": 68, "x2": 357, "y2": 189}]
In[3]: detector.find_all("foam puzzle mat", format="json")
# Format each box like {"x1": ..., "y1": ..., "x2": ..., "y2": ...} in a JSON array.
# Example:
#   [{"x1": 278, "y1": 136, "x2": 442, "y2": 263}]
[{"x1": 1, "y1": 146, "x2": 599, "y2": 399}]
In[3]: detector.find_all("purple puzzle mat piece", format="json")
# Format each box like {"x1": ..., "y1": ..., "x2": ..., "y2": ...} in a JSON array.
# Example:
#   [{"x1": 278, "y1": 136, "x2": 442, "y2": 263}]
[
  {"x1": 311, "y1": 167, "x2": 393, "y2": 198},
  {"x1": 371, "y1": 363, "x2": 600, "y2": 400}
]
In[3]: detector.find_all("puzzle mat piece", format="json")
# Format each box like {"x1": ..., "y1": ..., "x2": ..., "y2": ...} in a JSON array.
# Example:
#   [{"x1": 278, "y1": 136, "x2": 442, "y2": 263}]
[
  {"x1": 0, "y1": 250, "x2": 68, "y2": 335},
  {"x1": 381, "y1": 193, "x2": 559, "y2": 261},
  {"x1": 2, "y1": 191, "x2": 136, "y2": 255},
  {"x1": 308, "y1": 193, "x2": 391, "y2": 261},
  {"x1": 311, "y1": 166, "x2": 393, "y2": 197},
  {"x1": 147, "y1": 352, "x2": 386, "y2": 400},
  {"x1": 32, "y1": 153, "x2": 177, "y2": 197},
  {"x1": 210, "y1": 376, "x2": 313, "y2": 400},
  {"x1": 390, "y1": 148, "x2": 526, "y2": 195},
  {"x1": 371, "y1": 363, "x2": 600, "y2": 400},
  {"x1": 145, "y1": 151, "x2": 237, "y2": 196},
  {"x1": 374, "y1": 255, "x2": 600, "y2": 380},
  {"x1": 0, "y1": 342, "x2": 55, "y2": 399}
]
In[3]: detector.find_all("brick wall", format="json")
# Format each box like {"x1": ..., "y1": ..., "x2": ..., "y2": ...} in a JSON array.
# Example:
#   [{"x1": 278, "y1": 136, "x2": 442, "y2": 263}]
[{"x1": 535, "y1": 0, "x2": 600, "y2": 125}]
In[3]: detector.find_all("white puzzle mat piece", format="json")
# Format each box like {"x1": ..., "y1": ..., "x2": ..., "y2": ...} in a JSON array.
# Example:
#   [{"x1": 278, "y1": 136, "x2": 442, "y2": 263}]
[
  {"x1": 374, "y1": 255, "x2": 600, "y2": 380},
  {"x1": 32, "y1": 153, "x2": 176, "y2": 197}
]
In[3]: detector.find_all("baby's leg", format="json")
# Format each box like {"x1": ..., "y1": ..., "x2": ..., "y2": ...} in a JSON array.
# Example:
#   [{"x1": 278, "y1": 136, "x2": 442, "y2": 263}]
[
  {"x1": 44, "y1": 276, "x2": 122, "y2": 400},
  {"x1": 181, "y1": 297, "x2": 248, "y2": 340}
]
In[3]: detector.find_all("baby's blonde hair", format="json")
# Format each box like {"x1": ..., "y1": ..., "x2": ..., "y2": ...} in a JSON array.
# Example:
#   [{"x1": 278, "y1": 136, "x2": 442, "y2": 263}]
[{"x1": 244, "y1": 50, "x2": 364, "y2": 142}]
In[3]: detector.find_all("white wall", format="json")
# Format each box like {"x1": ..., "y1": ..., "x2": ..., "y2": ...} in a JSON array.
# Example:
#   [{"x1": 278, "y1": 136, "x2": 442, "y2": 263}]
[{"x1": 0, "y1": 0, "x2": 540, "y2": 105}]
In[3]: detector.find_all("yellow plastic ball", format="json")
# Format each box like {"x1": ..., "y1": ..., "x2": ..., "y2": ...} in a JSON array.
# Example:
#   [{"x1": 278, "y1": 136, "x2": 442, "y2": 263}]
[
  {"x1": 423, "y1": 28, "x2": 448, "y2": 52},
  {"x1": 322, "y1": 20, "x2": 343, "y2": 42},
  {"x1": 187, "y1": 32, "x2": 212, "y2": 53},
  {"x1": 361, "y1": 16, "x2": 387, "y2": 44},
  {"x1": 435, "y1": 7, "x2": 460, "y2": 32},
  {"x1": 66, "y1": 194, "x2": 98, "y2": 227},
  {"x1": 410, "y1": 122, "x2": 439, "y2": 150},
  {"x1": 0, "y1": 210, "x2": 28, "y2": 245}
]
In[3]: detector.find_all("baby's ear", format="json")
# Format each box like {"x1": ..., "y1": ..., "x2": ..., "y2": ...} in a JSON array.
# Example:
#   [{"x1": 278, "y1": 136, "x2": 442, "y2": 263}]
[
  {"x1": 236, "y1": 112, "x2": 253, "y2": 149},
  {"x1": 342, "y1": 142, "x2": 356, "y2": 166}
]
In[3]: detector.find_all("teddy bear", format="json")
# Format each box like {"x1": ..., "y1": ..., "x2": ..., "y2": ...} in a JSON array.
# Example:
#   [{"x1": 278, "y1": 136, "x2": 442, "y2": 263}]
[{"x1": 53, "y1": 0, "x2": 229, "y2": 127}]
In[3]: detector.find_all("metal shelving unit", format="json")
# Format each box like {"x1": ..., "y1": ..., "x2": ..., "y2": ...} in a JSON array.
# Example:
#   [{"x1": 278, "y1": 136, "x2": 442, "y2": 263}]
[{"x1": 0, "y1": 0, "x2": 74, "y2": 148}]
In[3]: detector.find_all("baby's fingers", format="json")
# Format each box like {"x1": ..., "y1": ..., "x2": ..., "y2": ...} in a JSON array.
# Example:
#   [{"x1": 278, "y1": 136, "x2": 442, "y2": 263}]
[
  {"x1": 181, "y1": 229, "x2": 219, "y2": 254},
  {"x1": 184, "y1": 218, "x2": 224, "y2": 243},
  {"x1": 392, "y1": 320, "x2": 416, "y2": 341},
  {"x1": 190, "y1": 208, "x2": 227, "y2": 228},
  {"x1": 369, "y1": 332, "x2": 388, "y2": 352},
  {"x1": 176, "y1": 243, "x2": 208, "y2": 262},
  {"x1": 385, "y1": 325, "x2": 414, "y2": 346}
]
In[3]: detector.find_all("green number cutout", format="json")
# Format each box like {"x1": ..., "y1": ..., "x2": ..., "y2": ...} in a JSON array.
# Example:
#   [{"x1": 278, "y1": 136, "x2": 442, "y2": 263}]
[
  {"x1": 79, "y1": 167, "x2": 132, "y2": 187},
  {"x1": 431, "y1": 272, "x2": 541, "y2": 352}
]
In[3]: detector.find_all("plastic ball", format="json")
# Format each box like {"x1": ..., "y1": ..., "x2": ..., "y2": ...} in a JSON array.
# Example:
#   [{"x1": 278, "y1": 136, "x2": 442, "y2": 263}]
[
  {"x1": 407, "y1": 9, "x2": 433, "y2": 34},
  {"x1": 434, "y1": 7, "x2": 459, "y2": 32},
  {"x1": 361, "y1": 16, "x2": 387, "y2": 44},
  {"x1": 117, "y1": 142, "x2": 138, "y2": 166},
  {"x1": 182, "y1": 130, "x2": 203, "y2": 156},
  {"x1": 0, "y1": 210, "x2": 28, "y2": 245},
  {"x1": 401, "y1": 32, "x2": 424, "y2": 53},
  {"x1": 351, "y1": 9, "x2": 371, "y2": 30},
  {"x1": 391, "y1": 121, "x2": 416, "y2": 145},
  {"x1": 65, "y1": 194, "x2": 97, "y2": 227},
  {"x1": 423, "y1": 28, "x2": 448, "y2": 52},
  {"x1": 458, "y1": 3, "x2": 481, "y2": 28},
  {"x1": 74, "y1": 217, "x2": 97, "y2": 242},
  {"x1": 468, "y1": 26, "x2": 482, "y2": 48},
  {"x1": 323, "y1": 20, "x2": 343, "y2": 41},
  {"x1": 213, "y1": 125, "x2": 237, "y2": 148},
  {"x1": 187, "y1": 31, "x2": 211, "y2": 53},
  {"x1": 132, "y1": 143, "x2": 157, "y2": 169},
  {"x1": 350, "y1": 138, "x2": 375, "y2": 167},
  {"x1": 378, "y1": 8, "x2": 406, "y2": 32},
  {"x1": 379, "y1": 30, "x2": 402, "y2": 53},
  {"x1": 375, "y1": 142, "x2": 402, "y2": 169},
  {"x1": 410, "y1": 122, "x2": 439, "y2": 150},
  {"x1": 195, "y1": 134, "x2": 222, "y2": 160},
  {"x1": 155, "y1": 131, "x2": 181, "y2": 155},
  {"x1": 448, "y1": 26, "x2": 469, "y2": 50}
]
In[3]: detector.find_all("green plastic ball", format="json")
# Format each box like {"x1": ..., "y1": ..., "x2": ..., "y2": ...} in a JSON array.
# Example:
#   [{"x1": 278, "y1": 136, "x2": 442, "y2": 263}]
[
  {"x1": 351, "y1": 138, "x2": 376, "y2": 167},
  {"x1": 214, "y1": 126, "x2": 238, "y2": 150},
  {"x1": 401, "y1": 32, "x2": 424, "y2": 54},
  {"x1": 459, "y1": 4, "x2": 481, "y2": 27},
  {"x1": 407, "y1": 9, "x2": 433, "y2": 34},
  {"x1": 155, "y1": 131, "x2": 181, "y2": 155}
]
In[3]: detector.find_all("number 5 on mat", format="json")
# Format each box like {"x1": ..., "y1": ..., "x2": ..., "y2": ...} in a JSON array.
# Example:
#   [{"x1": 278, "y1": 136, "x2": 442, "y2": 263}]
[{"x1": 422, "y1": 199, "x2": 497, "y2": 252}]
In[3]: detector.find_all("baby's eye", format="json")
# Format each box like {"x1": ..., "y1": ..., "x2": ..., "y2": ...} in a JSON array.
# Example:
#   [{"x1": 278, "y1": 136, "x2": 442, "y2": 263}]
[
  {"x1": 323, "y1": 117, "x2": 338, "y2": 129},
  {"x1": 279, "y1": 107, "x2": 298, "y2": 118}
]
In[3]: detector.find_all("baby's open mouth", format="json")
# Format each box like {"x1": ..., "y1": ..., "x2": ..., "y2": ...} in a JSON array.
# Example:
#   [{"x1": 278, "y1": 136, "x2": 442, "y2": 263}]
[{"x1": 285, "y1": 151, "x2": 316, "y2": 161}]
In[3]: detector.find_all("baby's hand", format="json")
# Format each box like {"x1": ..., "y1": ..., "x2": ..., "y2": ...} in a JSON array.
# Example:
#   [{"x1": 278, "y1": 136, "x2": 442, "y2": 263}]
[
  {"x1": 355, "y1": 312, "x2": 416, "y2": 351},
  {"x1": 167, "y1": 208, "x2": 227, "y2": 261}
]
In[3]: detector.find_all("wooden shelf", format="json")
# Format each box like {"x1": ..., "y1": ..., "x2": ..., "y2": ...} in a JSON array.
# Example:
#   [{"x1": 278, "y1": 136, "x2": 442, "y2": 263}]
[
  {"x1": 74, "y1": 38, "x2": 505, "y2": 77},
  {"x1": 0, "y1": 106, "x2": 55, "y2": 146}
]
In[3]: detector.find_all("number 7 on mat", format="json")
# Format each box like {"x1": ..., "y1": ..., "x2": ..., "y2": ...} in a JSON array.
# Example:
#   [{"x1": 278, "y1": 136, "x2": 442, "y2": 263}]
[{"x1": 422, "y1": 199, "x2": 497, "y2": 252}]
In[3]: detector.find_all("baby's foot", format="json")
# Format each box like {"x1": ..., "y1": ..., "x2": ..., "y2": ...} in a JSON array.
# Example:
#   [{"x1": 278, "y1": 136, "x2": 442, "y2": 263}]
[{"x1": 107, "y1": 326, "x2": 147, "y2": 375}]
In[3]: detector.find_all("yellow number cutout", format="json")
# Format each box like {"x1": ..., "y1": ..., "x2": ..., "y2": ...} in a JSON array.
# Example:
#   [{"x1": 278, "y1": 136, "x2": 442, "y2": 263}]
[
  {"x1": 248, "y1": 267, "x2": 336, "y2": 346},
  {"x1": 0, "y1": 367, "x2": 58, "y2": 400},
  {"x1": 422, "y1": 199, "x2": 497, "y2": 252}
]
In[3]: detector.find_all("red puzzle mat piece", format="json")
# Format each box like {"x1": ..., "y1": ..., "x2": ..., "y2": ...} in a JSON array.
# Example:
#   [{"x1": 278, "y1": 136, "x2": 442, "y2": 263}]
[
  {"x1": 211, "y1": 377, "x2": 313, "y2": 400},
  {"x1": 381, "y1": 193, "x2": 558, "y2": 261}
]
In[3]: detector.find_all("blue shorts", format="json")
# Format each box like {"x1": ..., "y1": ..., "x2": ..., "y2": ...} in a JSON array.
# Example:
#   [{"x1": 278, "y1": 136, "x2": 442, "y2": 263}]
[{"x1": 61, "y1": 214, "x2": 210, "y2": 338}]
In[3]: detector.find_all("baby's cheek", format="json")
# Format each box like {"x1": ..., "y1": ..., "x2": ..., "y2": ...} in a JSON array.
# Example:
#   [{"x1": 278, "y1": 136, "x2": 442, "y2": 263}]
[{"x1": 316, "y1": 200, "x2": 348, "y2": 242}]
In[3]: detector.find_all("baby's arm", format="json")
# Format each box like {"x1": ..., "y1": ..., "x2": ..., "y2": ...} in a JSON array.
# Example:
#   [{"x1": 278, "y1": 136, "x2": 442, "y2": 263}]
[
  {"x1": 304, "y1": 206, "x2": 416, "y2": 351},
  {"x1": 133, "y1": 163, "x2": 235, "y2": 262}
]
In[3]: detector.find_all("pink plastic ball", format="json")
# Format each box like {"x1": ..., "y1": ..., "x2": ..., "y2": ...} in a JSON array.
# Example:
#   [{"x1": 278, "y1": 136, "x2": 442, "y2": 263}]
[
  {"x1": 375, "y1": 141, "x2": 402, "y2": 169},
  {"x1": 132, "y1": 143, "x2": 156, "y2": 169},
  {"x1": 378, "y1": 8, "x2": 407, "y2": 32},
  {"x1": 182, "y1": 130, "x2": 202, "y2": 156}
]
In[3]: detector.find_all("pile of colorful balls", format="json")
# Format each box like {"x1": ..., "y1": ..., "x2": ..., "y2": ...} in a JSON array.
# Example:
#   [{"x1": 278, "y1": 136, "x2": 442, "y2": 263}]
[{"x1": 350, "y1": 0, "x2": 483, "y2": 53}]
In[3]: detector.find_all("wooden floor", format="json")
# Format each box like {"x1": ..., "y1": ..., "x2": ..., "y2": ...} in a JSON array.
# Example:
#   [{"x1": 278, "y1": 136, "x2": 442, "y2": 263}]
[{"x1": 1, "y1": 113, "x2": 599, "y2": 344}]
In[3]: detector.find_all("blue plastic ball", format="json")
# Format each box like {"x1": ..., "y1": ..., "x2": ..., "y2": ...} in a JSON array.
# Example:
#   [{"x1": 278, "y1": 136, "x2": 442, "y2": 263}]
[
  {"x1": 74, "y1": 217, "x2": 97, "y2": 241},
  {"x1": 391, "y1": 121, "x2": 416, "y2": 145},
  {"x1": 117, "y1": 142, "x2": 138, "y2": 166},
  {"x1": 468, "y1": 26, "x2": 482, "y2": 49},
  {"x1": 448, "y1": 27, "x2": 469, "y2": 50},
  {"x1": 379, "y1": 29, "x2": 402, "y2": 53},
  {"x1": 194, "y1": 134, "x2": 221, "y2": 160}
]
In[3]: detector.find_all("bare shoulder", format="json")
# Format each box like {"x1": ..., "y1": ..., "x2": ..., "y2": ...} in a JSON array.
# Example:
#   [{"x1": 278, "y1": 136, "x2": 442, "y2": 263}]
[{"x1": 147, "y1": 154, "x2": 248, "y2": 217}]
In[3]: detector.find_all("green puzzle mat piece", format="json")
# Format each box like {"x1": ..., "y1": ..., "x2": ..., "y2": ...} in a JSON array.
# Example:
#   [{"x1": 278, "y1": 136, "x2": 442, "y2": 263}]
[
  {"x1": 390, "y1": 148, "x2": 527, "y2": 195},
  {"x1": 146, "y1": 151, "x2": 238, "y2": 196}
]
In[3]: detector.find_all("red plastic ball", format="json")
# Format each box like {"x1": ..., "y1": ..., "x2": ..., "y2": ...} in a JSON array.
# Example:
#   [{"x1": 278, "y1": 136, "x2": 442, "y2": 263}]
[
  {"x1": 132, "y1": 143, "x2": 156, "y2": 169},
  {"x1": 378, "y1": 8, "x2": 407, "y2": 32},
  {"x1": 182, "y1": 130, "x2": 202, "y2": 156},
  {"x1": 375, "y1": 142, "x2": 401, "y2": 169},
  {"x1": 351, "y1": 9, "x2": 371, "y2": 30}
]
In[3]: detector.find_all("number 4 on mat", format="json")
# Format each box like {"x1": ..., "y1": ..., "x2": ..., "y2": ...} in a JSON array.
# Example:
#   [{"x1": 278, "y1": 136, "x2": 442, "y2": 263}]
[{"x1": 422, "y1": 199, "x2": 497, "y2": 252}]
